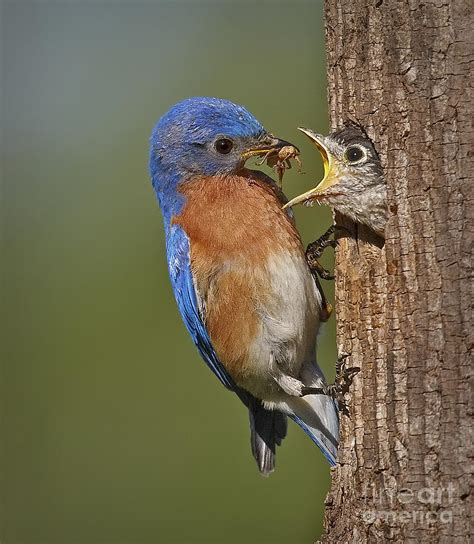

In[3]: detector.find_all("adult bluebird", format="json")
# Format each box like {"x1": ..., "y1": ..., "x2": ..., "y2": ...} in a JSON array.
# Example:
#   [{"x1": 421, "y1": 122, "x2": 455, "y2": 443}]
[{"x1": 149, "y1": 97, "x2": 338, "y2": 475}]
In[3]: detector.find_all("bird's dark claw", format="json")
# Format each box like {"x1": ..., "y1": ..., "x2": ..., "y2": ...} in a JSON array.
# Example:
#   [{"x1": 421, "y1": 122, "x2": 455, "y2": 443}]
[
  {"x1": 306, "y1": 225, "x2": 337, "y2": 320},
  {"x1": 307, "y1": 225, "x2": 337, "y2": 260},
  {"x1": 328, "y1": 353, "x2": 360, "y2": 416},
  {"x1": 306, "y1": 225, "x2": 338, "y2": 280},
  {"x1": 300, "y1": 353, "x2": 360, "y2": 416}
]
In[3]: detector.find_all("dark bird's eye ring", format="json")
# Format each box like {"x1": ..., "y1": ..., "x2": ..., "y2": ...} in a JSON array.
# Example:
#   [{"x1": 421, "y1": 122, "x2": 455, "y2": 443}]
[
  {"x1": 214, "y1": 138, "x2": 234, "y2": 154},
  {"x1": 344, "y1": 144, "x2": 367, "y2": 165}
]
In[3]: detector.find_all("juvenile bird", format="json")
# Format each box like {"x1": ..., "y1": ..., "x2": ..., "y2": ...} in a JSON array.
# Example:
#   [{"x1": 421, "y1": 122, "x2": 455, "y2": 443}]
[
  {"x1": 149, "y1": 97, "x2": 339, "y2": 475},
  {"x1": 284, "y1": 126, "x2": 386, "y2": 238}
]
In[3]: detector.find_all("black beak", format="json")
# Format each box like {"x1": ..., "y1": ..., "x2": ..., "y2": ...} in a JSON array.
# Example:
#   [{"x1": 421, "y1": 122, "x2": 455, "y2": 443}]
[{"x1": 241, "y1": 134, "x2": 299, "y2": 160}]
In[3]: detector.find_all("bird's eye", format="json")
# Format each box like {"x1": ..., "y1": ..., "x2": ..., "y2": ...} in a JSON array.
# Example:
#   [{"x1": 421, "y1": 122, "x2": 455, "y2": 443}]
[
  {"x1": 214, "y1": 138, "x2": 234, "y2": 154},
  {"x1": 344, "y1": 145, "x2": 367, "y2": 164}
]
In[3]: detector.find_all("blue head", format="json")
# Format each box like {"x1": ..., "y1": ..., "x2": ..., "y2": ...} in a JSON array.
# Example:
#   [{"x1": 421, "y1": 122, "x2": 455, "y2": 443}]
[{"x1": 149, "y1": 97, "x2": 292, "y2": 218}]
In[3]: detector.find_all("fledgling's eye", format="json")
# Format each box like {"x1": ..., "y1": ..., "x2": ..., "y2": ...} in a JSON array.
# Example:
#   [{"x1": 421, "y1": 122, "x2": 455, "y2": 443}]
[
  {"x1": 214, "y1": 138, "x2": 234, "y2": 154},
  {"x1": 344, "y1": 144, "x2": 367, "y2": 164}
]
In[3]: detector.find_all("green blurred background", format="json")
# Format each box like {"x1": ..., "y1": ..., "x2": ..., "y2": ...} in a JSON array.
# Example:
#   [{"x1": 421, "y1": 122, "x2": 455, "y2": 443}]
[{"x1": 1, "y1": 1, "x2": 336, "y2": 543}]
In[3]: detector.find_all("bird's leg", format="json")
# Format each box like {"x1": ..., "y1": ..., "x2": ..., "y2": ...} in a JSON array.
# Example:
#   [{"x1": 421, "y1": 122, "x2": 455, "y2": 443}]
[
  {"x1": 327, "y1": 354, "x2": 360, "y2": 415},
  {"x1": 305, "y1": 225, "x2": 337, "y2": 280},
  {"x1": 301, "y1": 386, "x2": 327, "y2": 396},
  {"x1": 301, "y1": 354, "x2": 360, "y2": 416},
  {"x1": 307, "y1": 225, "x2": 337, "y2": 260},
  {"x1": 306, "y1": 225, "x2": 338, "y2": 320}
]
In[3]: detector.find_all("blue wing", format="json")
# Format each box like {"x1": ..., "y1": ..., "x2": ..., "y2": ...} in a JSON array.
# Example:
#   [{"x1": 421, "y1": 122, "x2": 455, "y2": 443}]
[{"x1": 166, "y1": 224, "x2": 235, "y2": 390}]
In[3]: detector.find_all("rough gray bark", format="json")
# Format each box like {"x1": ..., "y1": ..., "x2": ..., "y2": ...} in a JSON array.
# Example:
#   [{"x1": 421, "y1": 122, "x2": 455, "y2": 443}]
[{"x1": 321, "y1": 1, "x2": 472, "y2": 542}]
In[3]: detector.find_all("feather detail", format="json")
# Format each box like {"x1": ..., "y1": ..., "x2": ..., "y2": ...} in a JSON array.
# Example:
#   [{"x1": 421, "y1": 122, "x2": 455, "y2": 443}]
[{"x1": 248, "y1": 398, "x2": 288, "y2": 476}]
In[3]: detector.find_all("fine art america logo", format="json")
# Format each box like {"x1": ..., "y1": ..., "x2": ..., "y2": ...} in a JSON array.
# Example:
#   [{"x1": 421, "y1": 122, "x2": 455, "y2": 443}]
[{"x1": 360, "y1": 482, "x2": 456, "y2": 525}]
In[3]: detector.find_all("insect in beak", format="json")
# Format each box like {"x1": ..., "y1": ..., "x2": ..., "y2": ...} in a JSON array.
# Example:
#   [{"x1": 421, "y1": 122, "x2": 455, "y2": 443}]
[
  {"x1": 242, "y1": 136, "x2": 302, "y2": 187},
  {"x1": 241, "y1": 136, "x2": 297, "y2": 161}
]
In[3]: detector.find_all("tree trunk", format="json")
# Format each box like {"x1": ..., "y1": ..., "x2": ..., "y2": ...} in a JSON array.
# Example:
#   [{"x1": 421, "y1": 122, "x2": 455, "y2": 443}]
[{"x1": 321, "y1": 1, "x2": 472, "y2": 542}]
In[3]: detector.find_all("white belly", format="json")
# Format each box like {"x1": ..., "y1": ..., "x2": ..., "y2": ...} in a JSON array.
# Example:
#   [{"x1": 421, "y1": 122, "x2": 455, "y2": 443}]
[{"x1": 239, "y1": 250, "x2": 323, "y2": 401}]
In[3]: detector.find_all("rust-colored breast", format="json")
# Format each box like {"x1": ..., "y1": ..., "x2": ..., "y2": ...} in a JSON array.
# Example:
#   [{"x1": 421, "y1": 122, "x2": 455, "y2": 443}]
[
  {"x1": 172, "y1": 170, "x2": 304, "y2": 380},
  {"x1": 173, "y1": 170, "x2": 301, "y2": 259}
]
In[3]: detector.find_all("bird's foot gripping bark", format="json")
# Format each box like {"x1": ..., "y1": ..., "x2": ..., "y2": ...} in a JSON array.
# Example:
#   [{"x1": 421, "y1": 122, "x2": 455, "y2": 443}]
[
  {"x1": 305, "y1": 225, "x2": 337, "y2": 280},
  {"x1": 326, "y1": 353, "x2": 360, "y2": 415},
  {"x1": 301, "y1": 354, "x2": 360, "y2": 415},
  {"x1": 306, "y1": 225, "x2": 338, "y2": 321}
]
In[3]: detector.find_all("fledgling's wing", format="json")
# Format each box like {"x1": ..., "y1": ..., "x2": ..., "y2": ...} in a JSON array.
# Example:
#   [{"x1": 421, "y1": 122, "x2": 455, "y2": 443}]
[{"x1": 166, "y1": 224, "x2": 234, "y2": 389}]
